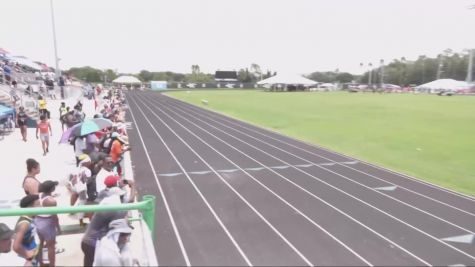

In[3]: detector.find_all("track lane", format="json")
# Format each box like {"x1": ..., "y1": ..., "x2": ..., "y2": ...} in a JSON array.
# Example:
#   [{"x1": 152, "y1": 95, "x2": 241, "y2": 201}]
[{"x1": 144, "y1": 91, "x2": 475, "y2": 266}]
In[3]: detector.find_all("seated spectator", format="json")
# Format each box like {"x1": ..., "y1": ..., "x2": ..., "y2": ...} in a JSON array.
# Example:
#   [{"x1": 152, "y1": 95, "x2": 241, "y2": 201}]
[
  {"x1": 13, "y1": 195, "x2": 41, "y2": 266},
  {"x1": 35, "y1": 181, "x2": 62, "y2": 266},
  {"x1": 93, "y1": 219, "x2": 137, "y2": 266}
]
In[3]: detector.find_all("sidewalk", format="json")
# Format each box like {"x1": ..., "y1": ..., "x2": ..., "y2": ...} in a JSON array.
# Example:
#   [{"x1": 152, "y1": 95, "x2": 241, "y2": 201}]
[{"x1": 0, "y1": 93, "x2": 154, "y2": 266}]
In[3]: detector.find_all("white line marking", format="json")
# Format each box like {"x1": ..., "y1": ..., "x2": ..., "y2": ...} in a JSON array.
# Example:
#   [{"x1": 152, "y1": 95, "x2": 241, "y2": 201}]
[
  {"x1": 296, "y1": 164, "x2": 314, "y2": 168},
  {"x1": 168, "y1": 95, "x2": 475, "y2": 207},
  {"x1": 131, "y1": 95, "x2": 253, "y2": 266},
  {"x1": 245, "y1": 167, "x2": 265, "y2": 171},
  {"x1": 271, "y1": 165, "x2": 290, "y2": 170},
  {"x1": 374, "y1": 186, "x2": 398, "y2": 191},
  {"x1": 188, "y1": 170, "x2": 212, "y2": 175},
  {"x1": 441, "y1": 234, "x2": 475, "y2": 244},
  {"x1": 136, "y1": 94, "x2": 314, "y2": 266},
  {"x1": 160, "y1": 173, "x2": 183, "y2": 177},
  {"x1": 177, "y1": 102, "x2": 475, "y2": 260},
  {"x1": 218, "y1": 169, "x2": 239, "y2": 173},
  {"x1": 161, "y1": 96, "x2": 475, "y2": 263},
  {"x1": 147, "y1": 95, "x2": 435, "y2": 266},
  {"x1": 126, "y1": 94, "x2": 191, "y2": 266}
]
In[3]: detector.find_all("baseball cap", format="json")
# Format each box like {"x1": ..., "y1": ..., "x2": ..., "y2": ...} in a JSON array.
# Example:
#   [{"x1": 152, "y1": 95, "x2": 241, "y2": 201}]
[
  {"x1": 108, "y1": 219, "x2": 134, "y2": 235},
  {"x1": 104, "y1": 175, "x2": 121, "y2": 188},
  {"x1": 0, "y1": 223, "x2": 14, "y2": 240}
]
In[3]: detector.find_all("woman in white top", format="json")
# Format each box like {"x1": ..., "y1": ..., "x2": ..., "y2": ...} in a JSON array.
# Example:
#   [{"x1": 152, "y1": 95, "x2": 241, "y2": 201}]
[{"x1": 34, "y1": 180, "x2": 61, "y2": 267}]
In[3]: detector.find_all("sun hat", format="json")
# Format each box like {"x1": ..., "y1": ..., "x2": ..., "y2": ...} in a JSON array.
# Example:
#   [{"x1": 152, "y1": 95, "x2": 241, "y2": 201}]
[{"x1": 108, "y1": 219, "x2": 134, "y2": 235}]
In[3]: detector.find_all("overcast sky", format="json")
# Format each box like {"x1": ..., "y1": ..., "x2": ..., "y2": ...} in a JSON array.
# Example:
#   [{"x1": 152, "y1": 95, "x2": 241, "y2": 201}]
[{"x1": 1, "y1": 0, "x2": 474, "y2": 75}]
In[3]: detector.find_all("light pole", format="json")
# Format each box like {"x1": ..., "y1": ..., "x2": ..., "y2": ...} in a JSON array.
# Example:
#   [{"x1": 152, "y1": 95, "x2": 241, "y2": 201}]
[
  {"x1": 436, "y1": 54, "x2": 443, "y2": 80},
  {"x1": 368, "y1": 63, "x2": 373, "y2": 88},
  {"x1": 50, "y1": 0, "x2": 60, "y2": 80},
  {"x1": 380, "y1": 59, "x2": 384, "y2": 89},
  {"x1": 467, "y1": 49, "x2": 473, "y2": 83}
]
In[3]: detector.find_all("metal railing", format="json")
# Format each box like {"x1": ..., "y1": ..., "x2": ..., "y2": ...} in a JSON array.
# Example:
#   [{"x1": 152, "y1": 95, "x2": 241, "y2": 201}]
[{"x1": 0, "y1": 195, "x2": 157, "y2": 238}]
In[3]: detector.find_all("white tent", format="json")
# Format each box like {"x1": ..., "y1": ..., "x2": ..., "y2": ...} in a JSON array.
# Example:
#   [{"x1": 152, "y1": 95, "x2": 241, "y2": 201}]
[
  {"x1": 415, "y1": 79, "x2": 470, "y2": 92},
  {"x1": 112, "y1": 76, "x2": 142, "y2": 84},
  {"x1": 257, "y1": 73, "x2": 317, "y2": 86}
]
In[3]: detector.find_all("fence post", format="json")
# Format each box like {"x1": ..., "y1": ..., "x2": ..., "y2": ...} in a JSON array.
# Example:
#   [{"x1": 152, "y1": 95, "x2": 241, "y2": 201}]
[{"x1": 142, "y1": 195, "x2": 156, "y2": 239}]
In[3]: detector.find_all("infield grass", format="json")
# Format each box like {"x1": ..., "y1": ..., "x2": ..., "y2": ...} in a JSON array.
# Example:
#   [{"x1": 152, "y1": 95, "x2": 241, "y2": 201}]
[{"x1": 166, "y1": 90, "x2": 475, "y2": 197}]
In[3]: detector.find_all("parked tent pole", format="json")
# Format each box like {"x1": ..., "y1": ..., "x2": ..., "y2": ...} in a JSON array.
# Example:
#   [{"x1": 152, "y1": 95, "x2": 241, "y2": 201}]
[{"x1": 467, "y1": 49, "x2": 473, "y2": 83}]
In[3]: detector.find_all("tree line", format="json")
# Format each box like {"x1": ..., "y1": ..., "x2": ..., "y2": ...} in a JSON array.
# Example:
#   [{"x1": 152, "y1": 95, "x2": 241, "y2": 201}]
[{"x1": 65, "y1": 49, "x2": 473, "y2": 86}]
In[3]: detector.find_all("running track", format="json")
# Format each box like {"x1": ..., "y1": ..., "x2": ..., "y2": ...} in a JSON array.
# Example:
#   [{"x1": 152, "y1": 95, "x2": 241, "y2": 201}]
[{"x1": 124, "y1": 91, "x2": 475, "y2": 266}]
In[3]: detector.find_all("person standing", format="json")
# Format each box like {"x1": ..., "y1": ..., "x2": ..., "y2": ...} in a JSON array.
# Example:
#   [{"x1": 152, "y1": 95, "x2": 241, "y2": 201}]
[
  {"x1": 35, "y1": 181, "x2": 61, "y2": 267},
  {"x1": 59, "y1": 76, "x2": 65, "y2": 99},
  {"x1": 38, "y1": 96, "x2": 49, "y2": 119},
  {"x1": 16, "y1": 106, "x2": 29, "y2": 142},
  {"x1": 59, "y1": 102, "x2": 67, "y2": 131},
  {"x1": 22, "y1": 159, "x2": 41, "y2": 195},
  {"x1": 36, "y1": 115, "x2": 52, "y2": 156},
  {"x1": 13, "y1": 195, "x2": 41, "y2": 266}
]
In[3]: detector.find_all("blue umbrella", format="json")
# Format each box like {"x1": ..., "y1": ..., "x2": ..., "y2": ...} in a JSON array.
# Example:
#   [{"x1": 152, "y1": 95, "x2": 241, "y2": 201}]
[{"x1": 59, "y1": 118, "x2": 112, "y2": 143}]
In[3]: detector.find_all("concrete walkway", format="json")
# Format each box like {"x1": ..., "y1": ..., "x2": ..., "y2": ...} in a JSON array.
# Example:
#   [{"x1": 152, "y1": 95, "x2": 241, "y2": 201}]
[{"x1": 0, "y1": 92, "x2": 154, "y2": 266}]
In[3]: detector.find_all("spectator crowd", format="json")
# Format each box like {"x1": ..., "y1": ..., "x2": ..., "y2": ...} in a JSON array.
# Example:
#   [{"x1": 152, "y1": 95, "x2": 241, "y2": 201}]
[{"x1": 1, "y1": 86, "x2": 139, "y2": 267}]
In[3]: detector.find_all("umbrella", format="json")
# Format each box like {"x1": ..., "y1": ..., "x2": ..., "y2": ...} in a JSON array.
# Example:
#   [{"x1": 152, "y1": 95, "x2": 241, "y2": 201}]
[{"x1": 59, "y1": 118, "x2": 112, "y2": 143}]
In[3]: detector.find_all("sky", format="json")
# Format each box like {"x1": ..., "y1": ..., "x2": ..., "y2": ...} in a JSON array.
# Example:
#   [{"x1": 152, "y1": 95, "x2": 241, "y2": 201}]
[{"x1": 1, "y1": 0, "x2": 474, "y2": 75}]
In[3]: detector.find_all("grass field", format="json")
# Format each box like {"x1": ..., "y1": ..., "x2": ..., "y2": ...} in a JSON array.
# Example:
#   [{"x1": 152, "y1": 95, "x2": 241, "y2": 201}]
[{"x1": 166, "y1": 90, "x2": 475, "y2": 197}]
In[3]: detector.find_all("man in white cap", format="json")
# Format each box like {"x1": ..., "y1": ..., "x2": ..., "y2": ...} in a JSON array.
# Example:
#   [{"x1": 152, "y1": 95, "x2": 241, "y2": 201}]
[{"x1": 93, "y1": 219, "x2": 137, "y2": 266}]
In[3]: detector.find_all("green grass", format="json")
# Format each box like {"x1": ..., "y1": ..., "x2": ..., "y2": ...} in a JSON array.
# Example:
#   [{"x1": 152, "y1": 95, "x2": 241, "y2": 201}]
[{"x1": 166, "y1": 90, "x2": 475, "y2": 197}]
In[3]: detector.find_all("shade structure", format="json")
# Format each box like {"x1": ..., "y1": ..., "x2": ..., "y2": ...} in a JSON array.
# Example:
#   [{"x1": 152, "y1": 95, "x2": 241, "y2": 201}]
[
  {"x1": 257, "y1": 73, "x2": 317, "y2": 86},
  {"x1": 415, "y1": 79, "x2": 470, "y2": 91},
  {"x1": 10, "y1": 56, "x2": 42, "y2": 70},
  {"x1": 112, "y1": 76, "x2": 142, "y2": 84}
]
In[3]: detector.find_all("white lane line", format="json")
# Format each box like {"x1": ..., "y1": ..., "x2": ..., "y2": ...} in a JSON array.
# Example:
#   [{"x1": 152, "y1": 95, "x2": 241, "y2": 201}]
[
  {"x1": 175, "y1": 102, "x2": 475, "y2": 261},
  {"x1": 167, "y1": 95, "x2": 475, "y2": 207},
  {"x1": 127, "y1": 94, "x2": 191, "y2": 267},
  {"x1": 149, "y1": 97, "x2": 435, "y2": 266},
  {"x1": 158, "y1": 163, "x2": 351, "y2": 177},
  {"x1": 136, "y1": 94, "x2": 313, "y2": 266},
  {"x1": 182, "y1": 105, "x2": 475, "y2": 234},
  {"x1": 161, "y1": 98, "x2": 475, "y2": 264},
  {"x1": 172, "y1": 100, "x2": 475, "y2": 229},
  {"x1": 172, "y1": 95, "x2": 475, "y2": 211},
  {"x1": 131, "y1": 96, "x2": 253, "y2": 266}
]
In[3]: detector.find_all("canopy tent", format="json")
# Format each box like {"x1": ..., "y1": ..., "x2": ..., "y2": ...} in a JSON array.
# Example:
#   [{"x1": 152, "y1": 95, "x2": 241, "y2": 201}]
[
  {"x1": 112, "y1": 76, "x2": 142, "y2": 84},
  {"x1": 257, "y1": 73, "x2": 317, "y2": 86},
  {"x1": 415, "y1": 79, "x2": 470, "y2": 92}
]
